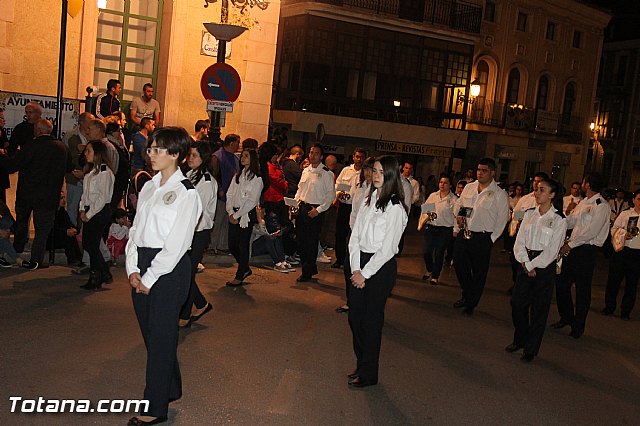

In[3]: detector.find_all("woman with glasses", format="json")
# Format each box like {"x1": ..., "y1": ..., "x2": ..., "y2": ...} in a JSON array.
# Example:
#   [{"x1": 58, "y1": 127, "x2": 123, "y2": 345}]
[
  {"x1": 225, "y1": 148, "x2": 263, "y2": 286},
  {"x1": 79, "y1": 140, "x2": 114, "y2": 290},
  {"x1": 347, "y1": 155, "x2": 408, "y2": 388},
  {"x1": 126, "y1": 128, "x2": 202, "y2": 426}
]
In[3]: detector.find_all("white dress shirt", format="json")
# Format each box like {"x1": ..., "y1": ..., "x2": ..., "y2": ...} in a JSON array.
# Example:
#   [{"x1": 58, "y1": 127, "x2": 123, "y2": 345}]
[
  {"x1": 401, "y1": 177, "x2": 412, "y2": 212},
  {"x1": 349, "y1": 189, "x2": 408, "y2": 279},
  {"x1": 125, "y1": 169, "x2": 202, "y2": 289},
  {"x1": 349, "y1": 181, "x2": 370, "y2": 229},
  {"x1": 226, "y1": 169, "x2": 263, "y2": 222},
  {"x1": 421, "y1": 190, "x2": 456, "y2": 227},
  {"x1": 611, "y1": 208, "x2": 640, "y2": 249},
  {"x1": 609, "y1": 199, "x2": 629, "y2": 223},
  {"x1": 509, "y1": 192, "x2": 537, "y2": 235},
  {"x1": 295, "y1": 163, "x2": 335, "y2": 213},
  {"x1": 562, "y1": 195, "x2": 583, "y2": 215},
  {"x1": 566, "y1": 193, "x2": 610, "y2": 248},
  {"x1": 454, "y1": 179, "x2": 510, "y2": 242},
  {"x1": 80, "y1": 164, "x2": 114, "y2": 220},
  {"x1": 335, "y1": 165, "x2": 360, "y2": 205},
  {"x1": 408, "y1": 176, "x2": 420, "y2": 205},
  {"x1": 514, "y1": 206, "x2": 567, "y2": 270},
  {"x1": 188, "y1": 169, "x2": 218, "y2": 232}
]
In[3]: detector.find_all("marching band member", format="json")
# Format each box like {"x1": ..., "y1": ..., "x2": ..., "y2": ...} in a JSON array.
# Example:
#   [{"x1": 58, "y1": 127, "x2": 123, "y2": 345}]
[
  {"x1": 421, "y1": 174, "x2": 456, "y2": 285},
  {"x1": 452, "y1": 158, "x2": 510, "y2": 315},
  {"x1": 347, "y1": 155, "x2": 407, "y2": 388},
  {"x1": 126, "y1": 127, "x2": 202, "y2": 425},
  {"x1": 506, "y1": 178, "x2": 566, "y2": 362},
  {"x1": 603, "y1": 189, "x2": 640, "y2": 320}
]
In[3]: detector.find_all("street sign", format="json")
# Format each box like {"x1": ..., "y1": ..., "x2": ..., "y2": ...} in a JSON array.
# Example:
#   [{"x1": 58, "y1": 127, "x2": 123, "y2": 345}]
[
  {"x1": 200, "y1": 63, "x2": 241, "y2": 102},
  {"x1": 207, "y1": 99, "x2": 234, "y2": 112}
]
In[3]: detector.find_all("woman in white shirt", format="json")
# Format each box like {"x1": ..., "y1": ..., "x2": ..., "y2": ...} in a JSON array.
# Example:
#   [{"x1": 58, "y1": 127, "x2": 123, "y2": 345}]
[
  {"x1": 179, "y1": 141, "x2": 218, "y2": 327},
  {"x1": 421, "y1": 175, "x2": 456, "y2": 285},
  {"x1": 346, "y1": 156, "x2": 408, "y2": 388},
  {"x1": 603, "y1": 189, "x2": 640, "y2": 320},
  {"x1": 225, "y1": 148, "x2": 264, "y2": 286},
  {"x1": 126, "y1": 127, "x2": 202, "y2": 425},
  {"x1": 507, "y1": 178, "x2": 566, "y2": 363},
  {"x1": 79, "y1": 140, "x2": 114, "y2": 290}
]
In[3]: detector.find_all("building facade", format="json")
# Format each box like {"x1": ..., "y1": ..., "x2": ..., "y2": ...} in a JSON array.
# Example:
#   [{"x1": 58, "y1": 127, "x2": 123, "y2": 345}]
[{"x1": 0, "y1": 0, "x2": 280, "y2": 142}]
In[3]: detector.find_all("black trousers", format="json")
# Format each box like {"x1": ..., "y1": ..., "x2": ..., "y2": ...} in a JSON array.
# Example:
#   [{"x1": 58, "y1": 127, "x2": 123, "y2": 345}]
[
  {"x1": 180, "y1": 228, "x2": 211, "y2": 320},
  {"x1": 334, "y1": 202, "x2": 352, "y2": 266},
  {"x1": 423, "y1": 225, "x2": 453, "y2": 279},
  {"x1": 343, "y1": 247, "x2": 352, "y2": 306},
  {"x1": 511, "y1": 262, "x2": 555, "y2": 356},
  {"x1": 132, "y1": 248, "x2": 190, "y2": 417},
  {"x1": 453, "y1": 232, "x2": 493, "y2": 308},
  {"x1": 228, "y1": 218, "x2": 254, "y2": 280},
  {"x1": 296, "y1": 204, "x2": 325, "y2": 277},
  {"x1": 348, "y1": 251, "x2": 396, "y2": 384},
  {"x1": 556, "y1": 244, "x2": 597, "y2": 332},
  {"x1": 13, "y1": 202, "x2": 57, "y2": 264},
  {"x1": 83, "y1": 206, "x2": 111, "y2": 275},
  {"x1": 605, "y1": 247, "x2": 639, "y2": 316},
  {"x1": 47, "y1": 231, "x2": 83, "y2": 265}
]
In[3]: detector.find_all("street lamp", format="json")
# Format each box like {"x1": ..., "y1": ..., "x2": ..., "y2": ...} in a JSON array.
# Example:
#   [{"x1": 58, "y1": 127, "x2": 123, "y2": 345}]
[
  {"x1": 590, "y1": 121, "x2": 603, "y2": 172},
  {"x1": 457, "y1": 78, "x2": 482, "y2": 106}
]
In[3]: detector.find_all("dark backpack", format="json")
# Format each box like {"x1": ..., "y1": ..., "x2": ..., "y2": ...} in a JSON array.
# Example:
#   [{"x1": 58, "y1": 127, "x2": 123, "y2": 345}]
[{"x1": 108, "y1": 139, "x2": 131, "y2": 193}]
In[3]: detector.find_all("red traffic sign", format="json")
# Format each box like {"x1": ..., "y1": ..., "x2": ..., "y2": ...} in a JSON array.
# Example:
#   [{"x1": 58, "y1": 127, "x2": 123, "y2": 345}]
[{"x1": 200, "y1": 63, "x2": 241, "y2": 102}]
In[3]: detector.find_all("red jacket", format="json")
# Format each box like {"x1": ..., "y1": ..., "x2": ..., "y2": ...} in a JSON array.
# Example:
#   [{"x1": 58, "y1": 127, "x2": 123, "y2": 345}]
[{"x1": 263, "y1": 161, "x2": 288, "y2": 203}]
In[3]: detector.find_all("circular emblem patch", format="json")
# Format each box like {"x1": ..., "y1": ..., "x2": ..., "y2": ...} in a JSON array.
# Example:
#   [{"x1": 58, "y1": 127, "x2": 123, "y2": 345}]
[{"x1": 163, "y1": 191, "x2": 177, "y2": 205}]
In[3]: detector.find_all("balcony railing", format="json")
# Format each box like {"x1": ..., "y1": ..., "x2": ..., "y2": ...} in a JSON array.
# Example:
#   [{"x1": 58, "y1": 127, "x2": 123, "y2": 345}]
[
  {"x1": 284, "y1": 0, "x2": 482, "y2": 34},
  {"x1": 467, "y1": 99, "x2": 585, "y2": 142}
]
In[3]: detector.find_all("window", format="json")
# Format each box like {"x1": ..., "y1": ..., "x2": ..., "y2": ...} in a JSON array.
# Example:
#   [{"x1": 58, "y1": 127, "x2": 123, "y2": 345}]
[
  {"x1": 546, "y1": 22, "x2": 556, "y2": 41},
  {"x1": 506, "y1": 68, "x2": 520, "y2": 104},
  {"x1": 562, "y1": 82, "x2": 577, "y2": 124},
  {"x1": 517, "y1": 12, "x2": 528, "y2": 32},
  {"x1": 616, "y1": 55, "x2": 628, "y2": 86},
  {"x1": 484, "y1": 1, "x2": 496, "y2": 22},
  {"x1": 572, "y1": 30, "x2": 582, "y2": 48},
  {"x1": 536, "y1": 76, "x2": 549, "y2": 110},
  {"x1": 94, "y1": 0, "x2": 163, "y2": 100}
]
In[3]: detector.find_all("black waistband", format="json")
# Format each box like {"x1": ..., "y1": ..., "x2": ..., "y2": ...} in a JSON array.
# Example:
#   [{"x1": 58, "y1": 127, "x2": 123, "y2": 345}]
[
  {"x1": 301, "y1": 202, "x2": 320, "y2": 208},
  {"x1": 526, "y1": 248, "x2": 543, "y2": 260}
]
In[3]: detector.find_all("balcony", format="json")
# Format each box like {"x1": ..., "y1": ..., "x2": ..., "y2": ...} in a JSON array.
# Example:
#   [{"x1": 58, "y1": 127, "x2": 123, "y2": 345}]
[
  {"x1": 467, "y1": 99, "x2": 585, "y2": 141},
  {"x1": 284, "y1": 0, "x2": 482, "y2": 34}
]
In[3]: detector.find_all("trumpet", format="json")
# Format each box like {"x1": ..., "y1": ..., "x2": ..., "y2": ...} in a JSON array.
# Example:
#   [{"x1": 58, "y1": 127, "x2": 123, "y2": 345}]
[
  {"x1": 458, "y1": 207, "x2": 472, "y2": 239},
  {"x1": 284, "y1": 197, "x2": 300, "y2": 220},
  {"x1": 630, "y1": 227, "x2": 639, "y2": 237},
  {"x1": 337, "y1": 191, "x2": 351, "y2": 202},
  {"x1": 424, "y1": 211, "x2": 437, "y2": 222}
]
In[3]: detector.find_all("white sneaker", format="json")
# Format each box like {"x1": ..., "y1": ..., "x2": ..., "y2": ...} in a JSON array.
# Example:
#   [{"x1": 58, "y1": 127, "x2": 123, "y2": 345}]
[
  {"x1": 274, "y1": 263, "x2": 290, "y2": 273},
  {"x1": 283, "y1": 262, "x2": 296, "y2": 272},
  {"x1": 317, "y1": 252, "x2": 332, "y2": 263}
]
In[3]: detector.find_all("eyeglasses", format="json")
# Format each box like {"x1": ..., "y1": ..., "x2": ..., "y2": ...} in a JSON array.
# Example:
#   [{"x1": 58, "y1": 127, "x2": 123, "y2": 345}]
[{"x1": 146, "y1": 147, "x2": 168, "y2": 155}]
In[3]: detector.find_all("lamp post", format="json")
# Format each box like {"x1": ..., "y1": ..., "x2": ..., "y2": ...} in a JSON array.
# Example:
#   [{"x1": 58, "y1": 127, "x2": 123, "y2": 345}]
[{"x1": 203, "y1": 0, "x2": 269, "y2": 142}]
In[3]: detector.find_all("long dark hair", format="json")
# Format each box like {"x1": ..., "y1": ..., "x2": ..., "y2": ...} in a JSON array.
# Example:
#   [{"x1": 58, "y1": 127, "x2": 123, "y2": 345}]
[
  {"x1": 86, "y1": 140, "x2": 113, "y2": 174},
  {"x1": 540, "y1": 178, "x2": 564, "y2": 213},
  {"x1": 366, "y1": 155, "x2": 406, "y2": 212},
  {"x1": 236, "y1": 148, "x2": 260, "y2": 183},
  {"x1": 189, "y1": 140, "x2": 213, "y2": 186},
  {"x1": 358, "y1": 157, "x2": 375, "y2": 186}
]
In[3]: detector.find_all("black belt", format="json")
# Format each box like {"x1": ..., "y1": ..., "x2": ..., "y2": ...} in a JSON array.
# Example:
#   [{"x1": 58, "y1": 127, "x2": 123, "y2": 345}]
[
  {"x1": 300, "y1": 202, "x2": 320, "y2": 209},
  {"x1": 471, "y1": 231, "x2": 491, "y2": 235},
  {"x1": 526, "y1": 248, "x2": 542, "y2": 260}
]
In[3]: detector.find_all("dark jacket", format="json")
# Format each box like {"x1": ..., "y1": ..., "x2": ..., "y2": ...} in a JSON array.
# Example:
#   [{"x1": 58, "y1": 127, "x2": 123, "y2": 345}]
[
  {"x1": 97, "y1": 93, "x2": 120, "y2": 119},
  {"x1": 0, "y1": 127, "x2": 9, "y2": 190},
  {"x1": 0, "y1": 135, "x2": 71, "y2": 210},
  {"x1": 9, "y1": 121, "x2": 34, "y2": 155}
]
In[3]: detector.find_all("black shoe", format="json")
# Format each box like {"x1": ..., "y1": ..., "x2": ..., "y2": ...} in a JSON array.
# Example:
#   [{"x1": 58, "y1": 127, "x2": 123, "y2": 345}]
[
  {"x1": 0, "y1": 257, "x2": 12, "y2": 268},
  {"x1": 127, "y1": 416, "x2": 168, "y2": 426},
  {"x1": 21, "y1": 260, "x2": 39, "y2": 270},
  {"x1": 331, "y1": 262, "x2": 343, "y2": 269},
  {"x1": 225, "y1": 280, "x2": 243, "y2": 287},
  {"x1": 347, "y1": 370, "x2": 358, "y2": 379},
  {"x1": 191, "y1": 303, "x2": 212, "y2": 322},
  {"x1": 348, "y1": 377, "x2": 377, "y2": 388},
  {"x1": 505, "y1": 343, "x2": 523, "y2": 353},
  {"x1": 453, "y1": 298, "x2": 466, "y2": 309},
  {"x1": 620, "y1": 313, "x2": 631, "y2": 321},
  {"x1": 102, "y1": 270, "x2": 113, "y2": 284},
  {"x1": 80, "y1": 270, "x2": 102, "y2": 290},
  {"x1": 72, "y1": 264, "x2": 90, "y2": 275},
  {"x1": 422, "y1": 273, "x2": 431, "y2": 281},
  {"x1": 296, "y1": 275, "x2": 312, "y2": 283},
  {"x1": 601, "y1": 307, "x2": 614, "y2": 316},
  {"x1": 550, "y1": 320, "x2": 571, "y2": 329},
  {"x1": 569, "y1": 328, "x2": 583, "y2": 339},
  {"x1": 336, "y1": 305, "x2": 349, "y2": 313},
  {"x1": 462, "y1": 307, "x2": 474, "y2": 316},
  {"x1": 241, "y1": 269, "x2": 252, "y2": 281},
  {"x1": 520, "y1": 353, "x2": 535, "y2": 363}
]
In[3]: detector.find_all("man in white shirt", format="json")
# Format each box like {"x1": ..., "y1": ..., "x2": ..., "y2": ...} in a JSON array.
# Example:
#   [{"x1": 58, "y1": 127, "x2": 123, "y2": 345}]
[
  {"x1": 552, "y1": 173, "x2": 611, "y2": 338},
  {"x1": 333, "y1": 148, "x2": 366, "y2": 268},
  {"x1": 401, "y1": 162, "x2": 420, "y2": 206},
  {"x1": 295, "y1": 144, "x2": 336, "y2": 282},
  {"x1": 452, "y1": 158, "x2": 510, "y2": 315},
  {"x1": 563, "y1": 181, "x2": 583, "y2": 215}
]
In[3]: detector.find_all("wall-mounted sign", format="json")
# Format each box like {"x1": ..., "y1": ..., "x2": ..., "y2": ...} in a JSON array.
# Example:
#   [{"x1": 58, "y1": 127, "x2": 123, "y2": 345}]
[
  {"x1": 376, "y1": 140, "x2": 452, "y2": 157},
  {"x1": 200, "y1": 63, "x2": 241, "y2": 101},
  {"x1": 201, "y1": 31, "x2": 232, "y2": 59},
  {"x1": 535, "y1": 110, "x2": 559, "y2": 135},
  {"x1": 207, "y1": 100, "x2": 234, "y2": 112}
]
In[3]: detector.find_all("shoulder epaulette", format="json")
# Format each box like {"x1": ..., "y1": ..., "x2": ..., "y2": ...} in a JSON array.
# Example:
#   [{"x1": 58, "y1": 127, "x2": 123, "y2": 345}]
[
  {"x1": 525, "y1": 207, "x2": 535, "y2": 212},
  {"x1": 204, "y1": 173, "x2": 212, "y2": 181},
  {"x1": 555, "y1": 210, "x2": 565, "y2": 218},
  {"x1": 323, "y1": 166, "x2": 330, "y2": 172},
  {"x1": 390, "y1": 194, "x2": 400, "y2": 205},
  {"x1": 181, "y1": 179, "x2": 195, "y2": 190},
  {"x1": 596, "y1": 198, "x2": 602, "y2": 205},
  {"x1": 100, "y1": 164, "x2": 107, "y2": 172}
]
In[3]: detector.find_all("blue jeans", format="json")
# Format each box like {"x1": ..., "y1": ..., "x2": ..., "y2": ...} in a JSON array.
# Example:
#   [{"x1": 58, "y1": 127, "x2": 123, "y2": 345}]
[
  {"x1": 252, "y1": 235, "x2": 285, "y2": 264},
  {"x1": 0, "y1": 214, "x2": 19, "y2": 261},
  {"x1": 66, "y1": 182, "x2": 83, "y2": 227}
]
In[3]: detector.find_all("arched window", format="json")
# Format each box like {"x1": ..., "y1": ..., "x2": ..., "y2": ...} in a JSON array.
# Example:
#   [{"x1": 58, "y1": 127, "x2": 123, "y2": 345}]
[
  {"x1": 476, "y1": 60, "x2": 489, "y2": 98},
  {"x1": 506, "y1": 68, "x2": 520, "y2": 104},
  {"x1": 562, "y1": 82, "x2": 577, "y2": 123},
  {"x1": 536, "y1": 75, "x2": 549, "y2": 110}
]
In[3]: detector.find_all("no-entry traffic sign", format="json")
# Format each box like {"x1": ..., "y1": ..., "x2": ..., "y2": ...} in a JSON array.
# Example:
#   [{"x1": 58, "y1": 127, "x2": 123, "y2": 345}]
[{"x1": 200, "y1": 63, "x2": 241, "y2": 102}]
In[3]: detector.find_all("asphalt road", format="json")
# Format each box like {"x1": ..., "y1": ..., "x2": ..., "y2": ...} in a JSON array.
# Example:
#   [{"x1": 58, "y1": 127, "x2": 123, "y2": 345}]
[{"x1": 1, "y1": 229, "x2": 639, "y2": 425}]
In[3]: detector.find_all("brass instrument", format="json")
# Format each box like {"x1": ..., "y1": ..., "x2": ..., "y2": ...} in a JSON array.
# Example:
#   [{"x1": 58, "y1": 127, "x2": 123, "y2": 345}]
[
  {"x1": 459, "y1": 207, "x2": 472, "y2": 240},
  {"x1": 630, "y1": 227, "x2": 639, "y2": 237},
  {"x1": 284, "y1": 197, "x2": 300, "y2": 220},
  {"x1": 337, "y1": 191, "x2": 351, "y2": 202},
  {"x1": 424, "y1": 211, "x2": 437, "y2": 222},
  {"x1": 336, "y1": 183, "x2": 351, "y2": 202}
]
